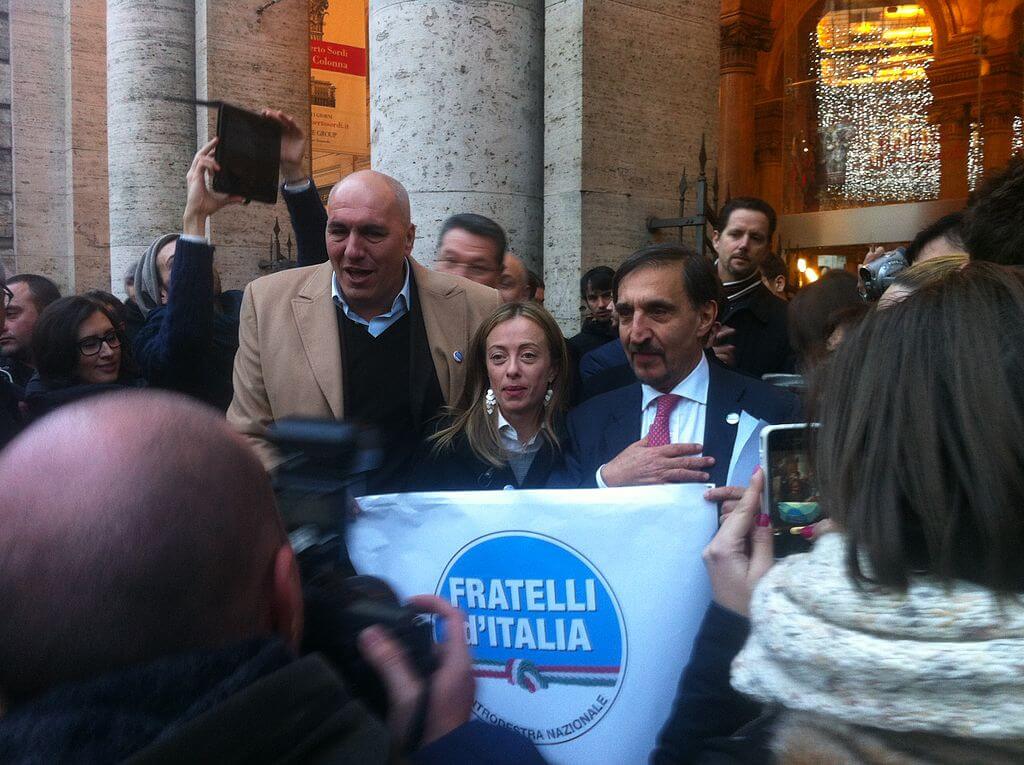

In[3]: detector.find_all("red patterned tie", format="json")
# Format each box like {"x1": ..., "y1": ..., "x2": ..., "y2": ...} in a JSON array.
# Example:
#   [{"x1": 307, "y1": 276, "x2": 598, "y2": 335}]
[{"x1": 646, "y1": 394, "x2": 682, "y2": 447}]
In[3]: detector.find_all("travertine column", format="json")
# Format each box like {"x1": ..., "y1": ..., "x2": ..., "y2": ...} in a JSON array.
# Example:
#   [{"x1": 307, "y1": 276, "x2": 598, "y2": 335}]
[
  {"x1": 106, "y1": 0, "x2": 195, "y2": 295},
  {"x1": 718, "y1": 0, "x2": 772, "y2": 200},
  {"x1": 195, "y1": 0, "x2": 310, "y2": 292},
  {"x1": 545, "y1": 0, "x2": 720, "y2": 330},
  {"x1": 755, "y1": 99, "x2": 783, "y2": 215},
  {"x1": 369, "y1": 0, "x2": 544, "y2": 273}
]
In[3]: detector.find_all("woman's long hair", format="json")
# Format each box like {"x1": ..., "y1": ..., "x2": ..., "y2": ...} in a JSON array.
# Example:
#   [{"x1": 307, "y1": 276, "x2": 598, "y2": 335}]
[
  {"x1": 31, "y1": 296, "x2": 133, "y2": 384},
  {"x1": 431, "y1": 302, "x2": 571, "y2": 467},
  {"x1": 814, "y1": 262, "x2": 1024, "y2": 592}
]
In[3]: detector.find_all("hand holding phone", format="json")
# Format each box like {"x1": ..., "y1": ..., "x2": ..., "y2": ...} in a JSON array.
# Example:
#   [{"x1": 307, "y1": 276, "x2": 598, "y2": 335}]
[{"x1": 760, "y1": 423, "x2": 822, "y2": 556}]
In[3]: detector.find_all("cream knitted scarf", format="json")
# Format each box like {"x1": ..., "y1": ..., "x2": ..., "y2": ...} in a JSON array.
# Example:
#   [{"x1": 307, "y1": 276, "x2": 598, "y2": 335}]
[{"x1": 731, "y1": 533, "x2": 1024, "y2": 740}]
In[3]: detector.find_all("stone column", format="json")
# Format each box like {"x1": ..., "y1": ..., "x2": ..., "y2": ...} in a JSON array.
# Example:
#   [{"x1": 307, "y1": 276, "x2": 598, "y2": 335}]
[
  {"x1": 369, "y1": 0, "x2": 544, "y2": 273},
  {"x1": 929, "y1": 101, "x2": 970, "y2": 199},
  {"x1": 544, "y1": 0, "x2": 720, "y2": 330},
  {"x1": 755, "y1": 99, "x2": 783, "y2": 215},
  {"x1": 718, "y1": 0, "x2": 772, "y2": 200},
  {"x1": 106, "y1": 0, "x2": 196, "y2": 296},
  {"x1": 195, "y1": 0, "x2": 310, "y2": 292}
]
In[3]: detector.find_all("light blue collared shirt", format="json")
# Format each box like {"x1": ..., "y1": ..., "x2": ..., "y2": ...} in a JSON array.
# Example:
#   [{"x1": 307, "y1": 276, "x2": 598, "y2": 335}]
[{"x1": 331, "y1": 261, "x2": 412, "y2": 338}]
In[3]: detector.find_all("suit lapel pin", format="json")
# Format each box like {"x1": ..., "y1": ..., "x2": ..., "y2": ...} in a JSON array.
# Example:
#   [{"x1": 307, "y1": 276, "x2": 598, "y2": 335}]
[
  {"x1": 453, "y1": 351, "x2": 464, "y2": 363},
  {"x1": 726, "y1": 412, "x2": 740, "y2": 425}
]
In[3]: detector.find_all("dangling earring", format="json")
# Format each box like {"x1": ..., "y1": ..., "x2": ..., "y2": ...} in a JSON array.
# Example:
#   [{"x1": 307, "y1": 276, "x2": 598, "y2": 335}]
[
  {"x1": 485, "y1": 388, "x2": 496, "y2": 415},
  {"x1": 543, "y1": 387, "x2": 553, "y2": 407}
]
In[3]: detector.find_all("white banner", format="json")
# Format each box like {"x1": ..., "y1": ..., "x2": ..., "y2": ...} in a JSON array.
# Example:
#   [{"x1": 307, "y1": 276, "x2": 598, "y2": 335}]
[{"x1": 350, "y1": 485, "x2": 718, "y2": 765}]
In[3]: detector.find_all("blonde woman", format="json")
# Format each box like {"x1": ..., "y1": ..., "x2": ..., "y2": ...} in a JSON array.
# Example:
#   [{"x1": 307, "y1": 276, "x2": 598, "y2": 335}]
[{"x1": 412, "y1": 302, "x2": 570, "y2": 490}]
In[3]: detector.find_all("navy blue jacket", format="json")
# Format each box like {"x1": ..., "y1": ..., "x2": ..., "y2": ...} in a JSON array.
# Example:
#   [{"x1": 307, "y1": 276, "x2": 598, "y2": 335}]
[
  {"x1": 132, "y1": 238, "x2": 242, "y2": 412},
  {"x1": 652, "y1": 603, "x2": 772, "y2": 764},
  {"x1": 550, "y1": 361, "x2": 801, "y2": 489},
  {"x1": 287, "y1": 180, "x2": 330, "y2": 268}
]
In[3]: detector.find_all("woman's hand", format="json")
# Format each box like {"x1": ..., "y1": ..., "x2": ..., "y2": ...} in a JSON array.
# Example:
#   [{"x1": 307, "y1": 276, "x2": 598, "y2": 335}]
[{"x1": 702, "y1": 467, "x2": 774, "y2": 617}]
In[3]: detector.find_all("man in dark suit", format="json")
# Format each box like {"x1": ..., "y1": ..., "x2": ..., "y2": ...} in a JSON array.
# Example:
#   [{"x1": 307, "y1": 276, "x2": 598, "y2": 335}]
[
  {"x1": 711, "y1": 197, "x2": 794, "y2": 378},
  {"x1": 552, "y1": 244, "x2": 800, "y2": 490}
]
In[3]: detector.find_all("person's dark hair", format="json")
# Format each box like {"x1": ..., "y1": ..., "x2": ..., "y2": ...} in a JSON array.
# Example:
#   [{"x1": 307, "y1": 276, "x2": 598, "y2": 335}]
[
  {"x1": 963, "y1": 157, "x2": 1024, "y2": 266},
  {"x1": 438, "y1": 213, "x2": 507, "y2": 271},
  {"x1": 82, "y1": 289, "x2": 126, "y2": 322},
  {"x1": 31, "y1": 296, "x2": 132, "y2": 383},
  {"x1": 822, "y1": 300, "x2": 869, "y2": 345},
  {"x1": 526, "y1": 269, "x2": 543, "y2": 300},
  {"x1": 760, "y1": 253, "x2": 787, "y2": 284},
  {"x1": 905, "y1": 212, "x2": 965, "y2": 264},
  {"x1": 613, "y1": 244, "x2": 725, "y2": 319},
  {"x1": 718, "y1": 197, "x2": 778, "y2": 239},
  {"x1": 814, "y1": 262, "x2": 1024, "y2": 592},
  {"x1": 579, "y1": 266, "x2": 614, "y2": 299},
  {"x1": 787, "y1": 270, "x2": 862, "y2": 369},
  {"x1": 124, "y1": 260, "x2": 138, "y2": 288},
  {"x1": 8, "y1": 274, "x2": 61, "y2": 312}
]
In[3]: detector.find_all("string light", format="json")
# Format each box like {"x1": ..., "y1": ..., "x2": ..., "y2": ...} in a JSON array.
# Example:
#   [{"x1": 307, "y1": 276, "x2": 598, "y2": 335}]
[
  {"x1": 968, "y1": 123, "x2": 984, "y2": 191},
  {"x1": 1014, "y1": 116, "x2": 1023, "y2": 157},
  {"x1": 812, "y1": 4, "x2": 940, "y2": 205}
]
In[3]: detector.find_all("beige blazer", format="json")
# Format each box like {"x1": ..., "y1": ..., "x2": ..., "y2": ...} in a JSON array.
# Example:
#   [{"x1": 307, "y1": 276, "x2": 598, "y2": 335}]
[{"x1": 227, "y1": 258, "x2": 500, "y2": 469}]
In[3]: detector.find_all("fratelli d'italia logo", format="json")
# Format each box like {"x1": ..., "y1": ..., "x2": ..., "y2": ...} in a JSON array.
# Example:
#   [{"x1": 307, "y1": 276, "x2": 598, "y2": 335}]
[{"x1": 436, "y1": 532, "x2": 627, "y2": 746}]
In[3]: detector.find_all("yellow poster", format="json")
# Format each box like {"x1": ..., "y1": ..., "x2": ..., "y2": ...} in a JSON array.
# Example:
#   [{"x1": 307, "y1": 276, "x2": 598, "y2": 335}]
[{"x1": 309, "y1": 0, "x2": 369, "y2": 161}]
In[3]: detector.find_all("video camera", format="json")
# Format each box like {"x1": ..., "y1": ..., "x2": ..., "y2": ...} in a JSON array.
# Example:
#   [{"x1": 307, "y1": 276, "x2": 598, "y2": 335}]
[
  {"x1": 859, "y1": 247, "x2": 909, "y2": 301},
  {"x1": 267, "y1": 420, "x2": 436, "y2": 719}
]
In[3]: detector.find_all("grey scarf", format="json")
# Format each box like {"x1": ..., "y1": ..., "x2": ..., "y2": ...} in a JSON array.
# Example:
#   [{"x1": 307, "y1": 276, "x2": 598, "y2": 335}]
[{"x1": 133, "y1": 233, "x2": 179, "y2": 318}]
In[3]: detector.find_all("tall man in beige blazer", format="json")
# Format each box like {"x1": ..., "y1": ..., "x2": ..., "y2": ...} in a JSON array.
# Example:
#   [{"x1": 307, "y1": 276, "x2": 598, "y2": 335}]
[{"x1": 227, "y1": 170, "x2": 499, "y2": 491}]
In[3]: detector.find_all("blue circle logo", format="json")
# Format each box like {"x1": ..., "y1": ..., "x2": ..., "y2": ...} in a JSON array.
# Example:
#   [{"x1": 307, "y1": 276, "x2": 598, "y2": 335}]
[{"x1": 436, "y1": 532, "x2": 627, "y2": 745}]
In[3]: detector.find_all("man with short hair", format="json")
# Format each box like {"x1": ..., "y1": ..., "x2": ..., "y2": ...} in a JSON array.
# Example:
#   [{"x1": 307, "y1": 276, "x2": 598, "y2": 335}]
[
  {"x1": 434, "y1": 213, "x2": 507, "y2": 289},
  {"x1": 526, "y1": 268, "x2": 544, "y2": 304},
  {"x1": 963, "y1": 157, "x2": 1024, "y2": 266},
  {"x1": 906, "y1": 212, "x2": 965, "y2": 265},
  {"x1": 497, "y1": 252, "x2": 532, "y2": 303},
  {"x1": 229, "y1": 153, "x2": 499, "y2": 491},
  {"x1": 552, "y1": 244, "x2": 799, "y2": 490},
  {"x1": 0, "y1": 392, "x2": 543, "y2": 762},
  {"x1": 567, "y1": 266, "x2": 617, "y2": 359},
  {"x1": 0, "y1": 263, "x2": 23, "y2": 447},
  {"x1": 759, "y1": 253, "x2": 789, "y2": 300},
  {"x1": 711, "y1": 197, "x2": 794, "y2": 378},
  {"x1": 0, "y1": 274, "x2": 61, "y2": 387}
]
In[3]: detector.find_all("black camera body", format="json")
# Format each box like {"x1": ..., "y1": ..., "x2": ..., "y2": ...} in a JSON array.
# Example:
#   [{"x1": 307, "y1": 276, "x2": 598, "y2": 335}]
[
  {"x1": 267, "y1": 419, "x2": 436, "y2": 718},
  {"x1": 859, "y1": 247, "x2": 909, "y2": 301}
]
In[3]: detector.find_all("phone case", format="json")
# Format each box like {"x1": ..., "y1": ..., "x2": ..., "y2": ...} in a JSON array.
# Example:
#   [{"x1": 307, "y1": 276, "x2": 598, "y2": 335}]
[{"x1": 212, "y1": 103, "x2": 282, "y2": 204}]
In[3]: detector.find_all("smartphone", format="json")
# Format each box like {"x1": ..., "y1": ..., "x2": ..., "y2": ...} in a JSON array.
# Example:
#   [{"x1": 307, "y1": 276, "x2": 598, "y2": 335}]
[
  {"x1": 760, "y1": 423, "x2": 822, "y2": 555},
  {"x1": 212, "y1": 103, "x2": 282, "y2": 204}
]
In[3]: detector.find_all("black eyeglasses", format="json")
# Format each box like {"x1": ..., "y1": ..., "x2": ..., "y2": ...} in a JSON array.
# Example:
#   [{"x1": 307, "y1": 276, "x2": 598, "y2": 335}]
[
  {"x1": 78, "y1": 331, "x2": 121, "y2": 356},
  {"x1": 1, "y1": 285, "x2": 12, "y2": 306}
]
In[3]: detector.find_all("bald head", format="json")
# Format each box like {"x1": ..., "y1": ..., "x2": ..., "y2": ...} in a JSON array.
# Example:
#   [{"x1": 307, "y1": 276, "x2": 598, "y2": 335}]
[
  {"x1": 328, "y1": 169, "x2": 411, "y2": 227},
  {"x1": 0, "y1": 392, "x2": 291, "y2": 702},
  {"x1": 498, "y1": 253, "x2": 531, "y2": 303}
]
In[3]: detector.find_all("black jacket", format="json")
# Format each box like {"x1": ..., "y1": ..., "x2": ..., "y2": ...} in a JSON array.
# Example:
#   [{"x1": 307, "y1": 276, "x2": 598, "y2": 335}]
[
  {"x1": 23, "y1": 374, "x2": 146, "y2": 421},
  {"x1": 0, "y1": 372, "x2": 23, "y2": 449},
  {"x1": 132, "y1": 238, "x2": 243, "y2": 412},
  {"x1": 0, "y1": 637, "x2": 544, "y2": 765},
  {"x1": 721, "y1": 283, "x2": 794, "y2": 379},
  {"x1": 652, "y1": 603, "x2": 773, "y2": 764},
  {"x1": 411, "y1": 425, "x2": 564, "y2": 491}
]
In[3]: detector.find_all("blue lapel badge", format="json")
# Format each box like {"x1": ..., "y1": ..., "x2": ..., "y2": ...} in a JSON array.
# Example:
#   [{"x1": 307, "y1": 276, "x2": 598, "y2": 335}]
[{"x1": 454, "y1": 351, "x2": 464, "y2": 363}]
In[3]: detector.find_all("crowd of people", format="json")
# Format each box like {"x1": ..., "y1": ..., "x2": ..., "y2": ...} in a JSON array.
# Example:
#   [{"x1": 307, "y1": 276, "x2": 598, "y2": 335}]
[{"x1": 1, "y1": 104, "x2": 1023, "y2": 762}]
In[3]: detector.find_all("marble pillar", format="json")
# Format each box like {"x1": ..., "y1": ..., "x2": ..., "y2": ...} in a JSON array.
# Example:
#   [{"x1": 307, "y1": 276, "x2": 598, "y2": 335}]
[
  {"x1": 0, "y1": 0, "x2": 13, "y2": 278},
  {"x1": 106, "y1": 0, "x2": 195, "y2": 297},
  {"x1": 195, "y1": 0, "x2": 310, "y2": 292},
  {"x1": 369, "y1": 0, "x2": 544, "y2": 273},
  {"x1": 544, "y1": 0, "x2": 720, "y2": 330}
]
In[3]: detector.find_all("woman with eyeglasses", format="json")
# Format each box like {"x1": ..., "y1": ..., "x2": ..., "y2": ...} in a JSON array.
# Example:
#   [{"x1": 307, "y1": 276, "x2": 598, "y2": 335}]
[{"x1": 24, "y1": 295, "x2": 143, "y2": 420}]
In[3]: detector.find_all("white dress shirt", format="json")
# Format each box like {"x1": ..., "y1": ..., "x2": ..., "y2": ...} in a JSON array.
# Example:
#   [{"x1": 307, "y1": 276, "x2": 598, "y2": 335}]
[
  {"x1": 596, "y1": 353, "x2": 710, "y2": 487},
  {"x1": 332, "y1": 261, "x2": 412, "y2": 338},
  {"x1": 497, "y1": 411, "x2": 542, "y2": 486}
]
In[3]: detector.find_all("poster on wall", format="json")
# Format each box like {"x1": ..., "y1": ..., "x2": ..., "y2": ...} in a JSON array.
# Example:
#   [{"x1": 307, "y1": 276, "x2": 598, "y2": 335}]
[
  {"x1": 349, "y1": 485, "x2": 718, "y2": 764},
  {"x1": 309, "y1": 0, "x2": 370, "y2": 162}
]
